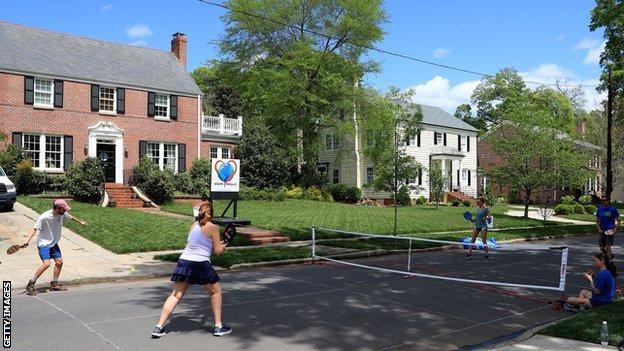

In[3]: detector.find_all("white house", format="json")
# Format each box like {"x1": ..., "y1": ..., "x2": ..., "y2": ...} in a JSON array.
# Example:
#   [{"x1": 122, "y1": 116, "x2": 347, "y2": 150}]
[{"x1": 318, "y1": 104, "x2": 479, "y2": 201}]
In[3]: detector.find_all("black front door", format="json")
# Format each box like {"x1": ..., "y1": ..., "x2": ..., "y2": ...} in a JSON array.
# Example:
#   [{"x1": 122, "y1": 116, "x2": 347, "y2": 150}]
[{"x1": 97, "y1": 143, "x2": 116, "y2": 182}]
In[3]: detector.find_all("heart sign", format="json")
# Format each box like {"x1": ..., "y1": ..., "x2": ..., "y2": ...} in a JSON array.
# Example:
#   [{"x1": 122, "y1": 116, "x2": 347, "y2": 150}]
[{"x1": 214, "y1": 160, "x2": 237, "y2": 183}]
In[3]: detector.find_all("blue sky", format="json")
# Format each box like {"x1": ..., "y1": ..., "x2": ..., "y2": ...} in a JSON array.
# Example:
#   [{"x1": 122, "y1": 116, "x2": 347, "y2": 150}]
[{"x1": 1, "y1": 0, "x2": 606, "y2": 112}]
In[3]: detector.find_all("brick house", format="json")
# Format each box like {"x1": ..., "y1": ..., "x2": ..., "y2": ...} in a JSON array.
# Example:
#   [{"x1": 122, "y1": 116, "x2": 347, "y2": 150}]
[{"x1": 0, "y1": 21, "x2": 241, "y2": 188}]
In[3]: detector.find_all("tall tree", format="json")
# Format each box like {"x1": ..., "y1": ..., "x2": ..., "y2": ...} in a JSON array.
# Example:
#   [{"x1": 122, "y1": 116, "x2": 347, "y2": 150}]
[
  {"x1": 454, "y1": 104, "x2": 487, "y2": 134},
  {"x1": 192, "y1": 65, "x2": 244, "y2": 118},
  {"x1": 218, "y1": 0, "x2": 387, "y2": 183},
  {"x1": 471, "y1": 68, "x2": 528, "y2": 127},
  {"x1": 428, "y1": 161, "x2": 444, "y2": 209}
]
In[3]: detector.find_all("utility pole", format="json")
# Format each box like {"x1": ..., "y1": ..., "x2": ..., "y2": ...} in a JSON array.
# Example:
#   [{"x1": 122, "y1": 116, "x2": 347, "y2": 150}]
[
  {"x1": 393, "y1": 120, "x2": 399, "y2": 236},
  {"x1": 606, "y1": 66, "x2": 613, "y2": 200}
]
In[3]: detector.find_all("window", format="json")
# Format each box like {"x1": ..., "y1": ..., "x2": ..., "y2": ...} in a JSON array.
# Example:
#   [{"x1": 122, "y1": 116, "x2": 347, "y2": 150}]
[
  {"x1": 210, "y1": 146, "x2": 231, "y2": 159},
  {"x1": 435, "y1": 131, "x2": 443, "y2": 145},
  {"x1": 99, "y1": 87, "x2": 116, "y2": 113},
  {"x1": 460, "y1": 136, "x2": 467, "y2": 151},
  {"x1": 34, "y1": 78, "x2": 53, "y2": 107},
  {"x1": 155, "y1": 94, "x2": 169, "y2": 118},
  {"x1": 210, "y1": 147, "x2": 218, "y2": 159},
  {"x1": 22, "y1": 134, "x2": 63, "y2": 170},
  {"x1": 222, "y1": 148, "x2": 230, "y2": 159},
  {"x1": 325, "y1": 134, "x2": 340, "y2": 151},
  {"x1": 366, "y1": 167, "x2": 374, "y2": 183},
  {"x1": 332, "y1": 169, "x2": 340, "y2": 184},
  {"x1": 147, "y1": 142, "x2": 177, "y2": 172}
]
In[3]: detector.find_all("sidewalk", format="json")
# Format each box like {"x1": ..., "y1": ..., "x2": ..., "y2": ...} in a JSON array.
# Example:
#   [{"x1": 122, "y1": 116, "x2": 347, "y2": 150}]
[
  {"x1": 492, "y1": 335, "x2": 617, "y2": 351},
  {"x1": 505, "y1": 208, "x2": 594, "y2": 225},
  {"x1": 0, "y1": 203, "x2": 175, "y2": 289}
]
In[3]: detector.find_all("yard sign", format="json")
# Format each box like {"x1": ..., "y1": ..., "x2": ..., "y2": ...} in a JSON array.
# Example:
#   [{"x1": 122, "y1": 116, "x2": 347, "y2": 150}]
[{"x1": 211, "y1": 159, "x2": 240, "y2": 193}]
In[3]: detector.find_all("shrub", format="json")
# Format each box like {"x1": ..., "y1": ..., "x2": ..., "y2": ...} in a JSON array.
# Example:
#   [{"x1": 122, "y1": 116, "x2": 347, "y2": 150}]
[
  {"x1": 560, "y1": 195, "x2": 575, "y2": 205},
  {"x1": 129, "y1": 156, "x2": 157, "y2": 188},
  {"x1": 49, "y1": 175, "x2": 67, "y2": 192},
  {"x1": 451, "y1": 199, "x2": 460, "y2": 207},
  {"x1": 462, "y1": 200, "x2": 471, "y2": 207},
  {"x1": 172, "y1": 172, "x2": 194, "y2": 195},
  {"x1": 189, "y1": 158, "x2": 212, "y2": 196},
  {"x1": 303, "y1": 186, "x2": 324, "y2": 201},
  {"x1": 330, "y1": 184, "x2": 362, "y2": 203},
  {"x1": 0, "y1": 144, "x2": 25, "y2": 178},
  {"x1": 65, "y1": 157, "x2": 104, "y2": 203},
  {"x1": 416, "y1": 195, "x2": 427, "y2": 205},
  {"x1": 578, "y1": 195, "x2": 592, "y2": 205},
  {"x1": 240, "y1": 186, "x2": 285, "y2": 201},
  {"x1": 554, "y1": 204, "x2": 574, "y2": 215},
  {"x1": 584, "y1": 204, "x2": 597, "y2": 215},
  {"x1": 130, "y1": 157, "x2": 174, "y2": 205},
  {"x1": 344, "y1": 186, "x2": 362, "y2": 203},
  {"x1": 285, "y1": 186, "x2": 304, "y2": 199},
  {"x1": 573, "y1": 203, "x2": 585, "y2": 214},
  {"x1": 14, "y1": 159, "x2": 35, "y2": 195},
  {"x1": 396, "y1": 185, "x2": 411, "y2": 206}
]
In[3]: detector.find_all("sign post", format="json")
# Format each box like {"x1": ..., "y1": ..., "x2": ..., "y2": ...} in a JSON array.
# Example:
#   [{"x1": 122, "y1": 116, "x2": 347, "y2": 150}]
[{"x1": 210, "y1": 158, "x2": 250, "y2": 227}]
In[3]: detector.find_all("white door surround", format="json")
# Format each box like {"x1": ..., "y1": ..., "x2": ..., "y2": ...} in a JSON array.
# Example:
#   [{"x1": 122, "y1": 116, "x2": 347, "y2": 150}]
[{"x1": 88, "y1": 121, "x2": 124, "y2": 183}]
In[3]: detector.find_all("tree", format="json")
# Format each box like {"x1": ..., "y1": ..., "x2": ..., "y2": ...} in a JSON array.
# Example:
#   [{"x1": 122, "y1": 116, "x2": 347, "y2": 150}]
[
  {"x1": 192, "y1": 65, "x2": 244, "y2": 118},
  {"x1": 218, "y1": 0, "x2": 387, "y2": 183},
  {"x1": 454, "y1": 104, "x2": 487, "y2": 134},
  {"x1": 428, "y1": 162, "x2": 444, "y2": 209},
  {"x1": 471, "y1": 68, "x2": 528, "y2": 127}
]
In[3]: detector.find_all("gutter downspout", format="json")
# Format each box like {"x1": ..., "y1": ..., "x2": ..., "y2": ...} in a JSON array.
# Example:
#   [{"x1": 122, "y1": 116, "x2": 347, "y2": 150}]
[{"x1": 197, "y1": 94, "x2": 202, "y2": 158}]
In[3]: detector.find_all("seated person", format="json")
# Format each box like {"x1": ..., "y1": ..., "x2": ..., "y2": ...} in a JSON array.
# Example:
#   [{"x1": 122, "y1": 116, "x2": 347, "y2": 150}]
[{"x1": 564, "y1": 253, "x2": 615, "y2": 312}]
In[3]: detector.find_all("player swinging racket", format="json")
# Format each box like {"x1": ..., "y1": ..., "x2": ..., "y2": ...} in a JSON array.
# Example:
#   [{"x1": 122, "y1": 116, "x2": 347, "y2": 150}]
[
  {"x1": 466, "y1": 198, "x2": 492, "y2": 261},
  {"x1": 23, "y1": 199, "x2": 87, "y2": 296},
  {"x1": 151, "y1": 202, "x2": 232, "y2": 338}
]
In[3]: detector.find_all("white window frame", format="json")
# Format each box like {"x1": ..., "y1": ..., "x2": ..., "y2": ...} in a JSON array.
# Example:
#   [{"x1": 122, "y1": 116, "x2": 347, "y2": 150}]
[
  {"x1": 146, "y1": 141, "x2": 178, "y2": 173},
  {"x1": 332, "y1": 169, "x2": 340, "y2": 184},
  {"x1": 366, "y1": 167, "x2": 374, "y2": 183},
  {"x1": 22, "y1": 133, "x2": 64, "y2": 172},
  {"x1": 435, "y1": 131, "x2": 443, "y2": 145},
  {"x1": 210, "y1": 146, "x2": 231, "y2": 159},
  {"x1": 325, "y1": 134, "x2": 340, "y2": 151},
  {"x1": 154, "y1": 93, "x2": 170, "y2": 120},
  {"x1": 462, "y1": 169, "x2": 468, "y2": 185},
  {"x1": 33, "y1": 77, "x2": 54, "y2": 108},
  {"x1": 460, "y1": 135, "x2": 467, "y2": 151},
  {"x1": 99, "y1": 86, "x2": 117, "y2": 114}
]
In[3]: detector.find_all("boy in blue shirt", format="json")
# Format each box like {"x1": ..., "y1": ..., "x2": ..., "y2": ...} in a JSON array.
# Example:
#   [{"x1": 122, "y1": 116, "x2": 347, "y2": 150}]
[
  {"x1": 596, "y1": 196, "x2": 620, "y2": 260},
  {"x1": 564, "y1": 253, "x2": 615, "y2": 312}
]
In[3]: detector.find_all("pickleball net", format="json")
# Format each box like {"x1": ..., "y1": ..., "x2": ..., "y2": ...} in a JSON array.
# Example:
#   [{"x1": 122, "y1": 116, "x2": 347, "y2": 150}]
[{"x1": 312, "y1": 227, "x2": 568, "y2": 292}]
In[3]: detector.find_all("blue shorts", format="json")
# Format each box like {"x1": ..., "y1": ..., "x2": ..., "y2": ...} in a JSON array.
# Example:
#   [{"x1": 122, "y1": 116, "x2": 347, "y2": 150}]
[{"x1": 38, "y1": 244, "x2": 62, "y2": 261}]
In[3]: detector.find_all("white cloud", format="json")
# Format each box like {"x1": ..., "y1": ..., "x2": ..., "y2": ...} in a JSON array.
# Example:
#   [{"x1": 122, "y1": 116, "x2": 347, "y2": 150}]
[
  {"x1": 573, "y1": 37, "x2": 605, "y2": 65},
  {"x1": 432, "y1": 48, "x2": 451, "y2": 59},
  {"x1": 101, "y1": 4, "x2": 113, "y2": 11},
  {"x1": 404, "y1": 63, "x2": 604, "y2": 114},
  {"x1": 553, "y1": 35, "x2": 565, "y2": 42},
  {"x1": 130, "y1": 40, "x2": 148, "y2": 47},
  {"x1": 126, "y1": 24, "x2": 152, "y2": 38}
]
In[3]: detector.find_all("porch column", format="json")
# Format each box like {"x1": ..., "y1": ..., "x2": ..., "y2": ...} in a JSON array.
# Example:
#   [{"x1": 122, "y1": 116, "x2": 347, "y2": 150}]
[
  {"x1": 458, "y1": 159, "x2": 462, "y2": 192},
  {"x1": 440, "y1": 158, "x2": 447, "y2": 191}
]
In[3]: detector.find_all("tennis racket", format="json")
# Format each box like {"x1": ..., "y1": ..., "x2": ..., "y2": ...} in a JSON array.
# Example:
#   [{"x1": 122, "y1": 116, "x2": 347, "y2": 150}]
[
  {"x1": 6, "y1": 243, "x2": 28, "y2": 255},
  {"x1": 463, "y1": 211, "x2": 474, "y2": 222},
  {"x1": 222, "y1": 224, "x2": 237, "y2": 245}
]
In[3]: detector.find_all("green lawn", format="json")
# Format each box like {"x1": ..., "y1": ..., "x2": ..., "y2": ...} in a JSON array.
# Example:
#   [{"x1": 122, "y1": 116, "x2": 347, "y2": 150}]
[
  {"x1": 540, "y1": 301, "x2": 624, "y2": 346},
  {"x1": 162, "y1": 199, "x2": 561, "y2": 240},
  {"x1": 557, "y1": 213, "x2": 597, "y2": 222},
  {"x1": 17, "y1": 196, "x2": 250, "y2": 253},
  {"x1": 155, "y1": 246, "x2": 312, "y2": 268}
]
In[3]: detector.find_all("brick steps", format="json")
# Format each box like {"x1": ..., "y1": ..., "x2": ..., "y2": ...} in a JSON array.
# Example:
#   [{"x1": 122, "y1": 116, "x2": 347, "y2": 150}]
[
  {"x1": 237, "y1": 227, "x2": 289, "y2": 246},
  {"x1": 105, "y1": 183, "x2": 145, "y2": 208},
  {"x1": 446, "y1": 191, "x2": 476, "y2": 205}
]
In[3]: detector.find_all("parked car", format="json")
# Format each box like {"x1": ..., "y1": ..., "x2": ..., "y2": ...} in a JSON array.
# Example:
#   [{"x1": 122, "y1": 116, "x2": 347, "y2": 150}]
[{"x1": 0, "y1": 165, "x2": 17, "y2": 211}]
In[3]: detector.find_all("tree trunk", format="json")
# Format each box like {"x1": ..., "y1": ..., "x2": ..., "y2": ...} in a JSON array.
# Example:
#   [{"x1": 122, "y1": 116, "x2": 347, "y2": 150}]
[{"x1": 523, "y1": 190, "x2": 531, "y2": 218}]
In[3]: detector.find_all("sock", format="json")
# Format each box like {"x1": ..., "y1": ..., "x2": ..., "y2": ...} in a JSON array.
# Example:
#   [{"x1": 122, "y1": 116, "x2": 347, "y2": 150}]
[
  {"x1": 30, "y1": 277, "x2": 37, "y2": 284},
  {"x1": 156, "y1": 324, "x2": 163, "y2": 329},
  {"x1": 215, "y1": 324, "x2": 222, "y2": 328},
  {"x1": 51, "y1": 279, "x2": 58, "y2": 283}
]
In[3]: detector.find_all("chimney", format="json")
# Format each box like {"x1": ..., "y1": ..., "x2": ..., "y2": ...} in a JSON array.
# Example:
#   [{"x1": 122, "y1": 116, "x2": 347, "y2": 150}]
[
  {"x1": 171, "y1": 32, "x2": 187, "y2": 68},
  {"x1": 577, "y1": 119, "x2": 587, "y2": 139}
]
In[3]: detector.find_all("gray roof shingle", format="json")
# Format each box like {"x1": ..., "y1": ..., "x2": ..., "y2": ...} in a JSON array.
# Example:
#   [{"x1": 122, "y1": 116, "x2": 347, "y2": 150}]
[
  {"x1": 0, "y1": 21, "x2": 201, "y2": 96},
  {"x1": 419, "y1": 104, "x2": 478, "y2": 132}
]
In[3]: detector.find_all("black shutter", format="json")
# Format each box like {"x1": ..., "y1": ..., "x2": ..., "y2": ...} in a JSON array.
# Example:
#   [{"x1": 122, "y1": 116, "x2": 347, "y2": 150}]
[
  {"x1": 434, "y1": 132, "x2": 438, "y2": 145},
  {"x1": 467, "y1": 136, "x2": 471, "y2": 152},
  {"x1": 458, "y1": 135, "x2": 461, "y2": 151},
  {"x1": 468, "y1": 170, "x2": 472, "y2": 186},
  {"x1": 417, "y1": 131, "x2": 421, "y2": 147},
  {"x1": 443, "y1": 133, "x2": 447, "y2": 146},
  {"x1": 147, "y1": 92, "x2": 156, "y2": 117},
  {"x1": 418, "y1": 168, "x2": 422, "y2": 185},
  {"x1": 170, "y1": 95, "x2": 178, "y2": 120},
  {"x1": 63, "y1": 135, "x2": 73, "y2": 171},
  {"x1": 178, "y1": 143, "x2": 186, "y2": 172},
  {"x1": 139, "y1": 141, "x2": 147, "y2": 159},
  {"x1": 91, "y1": 85, "x2": 100, "y2": 111},
  {"x1": 12, "y1": 132, "x2": 22, "y2": 147},
  {"x1": 24, "y1": 76, "x2": 34, "y2": 105},
  {"x1": 116, "y1": 88, "x2": 125, "y2": 114},
  {"x1": 54, "y1": 80, "x2": 64, "y2": 108},
  {"x1": 457, "y1": 170, "x2": 460, "y2": 186}
]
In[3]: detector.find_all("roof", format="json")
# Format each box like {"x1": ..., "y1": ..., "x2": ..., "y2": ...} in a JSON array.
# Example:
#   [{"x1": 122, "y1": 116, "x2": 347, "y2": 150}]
[
  {"x1": 418, "y1": 104, "x2": 479, "y2": 132},
  {"x1": 0, "y1": 21, "x2": 201, "y2": 96}
]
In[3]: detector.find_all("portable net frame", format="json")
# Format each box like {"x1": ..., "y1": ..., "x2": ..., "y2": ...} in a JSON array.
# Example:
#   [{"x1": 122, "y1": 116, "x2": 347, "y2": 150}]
[{"x1": 312, "y1": 227, "x2": 568, "y2": 292}]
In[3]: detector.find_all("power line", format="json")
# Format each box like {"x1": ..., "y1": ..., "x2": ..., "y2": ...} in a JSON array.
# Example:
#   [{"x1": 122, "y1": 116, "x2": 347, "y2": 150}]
[{"x1": 197, "y1": 0, "x2": 599, "y2": 88}]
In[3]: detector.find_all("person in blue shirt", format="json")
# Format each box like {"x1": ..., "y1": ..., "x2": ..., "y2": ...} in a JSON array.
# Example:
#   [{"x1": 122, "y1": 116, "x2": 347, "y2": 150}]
[
  {"x1": 564, "y1": 253, "x2": 615, "y2": 312},
  {"x1": 596, "y1": 196, "x2": 620, "y2": 260},
  {"x1": 466, "y1": 198, "x2": 492, "y2": 261}
]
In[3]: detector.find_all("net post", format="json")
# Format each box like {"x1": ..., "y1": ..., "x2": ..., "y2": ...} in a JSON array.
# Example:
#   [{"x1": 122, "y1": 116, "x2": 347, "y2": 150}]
[
  {"x1": 406, "y1": 238, "x2": 413, "y2": 272},
  {"x1": 311, "y1": 226, "x2": 317, "y2": 264},
  {"x1": 558, "y1": 247, "x2": 568, "y2": 292}
]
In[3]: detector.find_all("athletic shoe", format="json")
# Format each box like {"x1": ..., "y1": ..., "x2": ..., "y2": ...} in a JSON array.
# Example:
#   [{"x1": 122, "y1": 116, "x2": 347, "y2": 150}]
[
  {"x1": 563, "y1": 302, "x2": 579, "y2": 313},
  {"x1": 50, "y1": 281, "x2": 68, "y2": 291},
  {"x1": 483, "y1": 255, "x2": 490, "y2": 261},
  {"x1": 151, "y1": 326, "x2": 166, "y2": 338},
  {"x1": 212, "y1": 324, "x2": 232, "y2": 336},
  {"x1": 25, "y1": 281, "x2": 36, "y2": 296},
  {"x1": 465, "y1": 254, "x2": 472, "y2": 260}
]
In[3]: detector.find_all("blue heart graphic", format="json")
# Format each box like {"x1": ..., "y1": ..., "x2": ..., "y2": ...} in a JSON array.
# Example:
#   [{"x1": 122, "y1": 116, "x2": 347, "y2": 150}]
[{"x1": 217, "y1": 163, "x2": 234, "y2": 182}]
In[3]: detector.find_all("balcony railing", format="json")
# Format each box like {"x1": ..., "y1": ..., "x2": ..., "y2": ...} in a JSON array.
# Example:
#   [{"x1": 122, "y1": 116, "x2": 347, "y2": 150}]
[
  {"x1": 202, "y1": 114, "x2": 243, "y2": 136},
  {"x1": 430, "y1": 146, "x2": 465, "y2": 157}
]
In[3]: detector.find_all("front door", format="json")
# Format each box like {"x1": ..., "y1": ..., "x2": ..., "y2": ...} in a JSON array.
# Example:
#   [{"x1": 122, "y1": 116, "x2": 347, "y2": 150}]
[{"x1": 97, "y1": 143, "x2": 116, "y2": 182}]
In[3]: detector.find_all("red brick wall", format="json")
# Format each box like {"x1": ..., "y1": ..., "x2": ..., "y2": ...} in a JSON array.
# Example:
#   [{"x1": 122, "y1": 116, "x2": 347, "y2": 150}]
[
  {"x1": 200, "y1": 140, "x2": 238, "y2": 160},
  {"x1": 0, "y1": 72, "x2": 200, "y2": 179}
]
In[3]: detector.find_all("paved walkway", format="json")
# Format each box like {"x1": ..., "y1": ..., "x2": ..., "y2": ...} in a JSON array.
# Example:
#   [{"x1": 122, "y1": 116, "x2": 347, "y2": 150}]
[
  {"x1": 493, "y1": 335, "x2": 617, "y2": 351},
  {"x1": 505, "y1": 207, "x2": 595, "y2": 225},
  {"x1": 0, "y1": 203, "x2": 175, "y2": 289}
]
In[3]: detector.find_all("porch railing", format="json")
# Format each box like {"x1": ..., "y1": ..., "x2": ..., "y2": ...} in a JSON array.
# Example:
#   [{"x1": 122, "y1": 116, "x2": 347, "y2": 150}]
[{"x1": 202, "y1": 114, "x2": 243, "y2": 136}]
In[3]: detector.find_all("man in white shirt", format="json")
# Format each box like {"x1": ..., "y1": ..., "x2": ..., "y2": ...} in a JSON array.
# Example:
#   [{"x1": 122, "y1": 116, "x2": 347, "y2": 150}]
[{"x1": 23, "y1": 199, "x2": 86, "y2": 296}]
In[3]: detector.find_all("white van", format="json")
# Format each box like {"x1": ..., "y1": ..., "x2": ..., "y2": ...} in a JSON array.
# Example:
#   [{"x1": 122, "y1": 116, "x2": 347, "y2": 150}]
[{"x1": 0, "y1": 165, "x2": 17, "y2": 211}]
